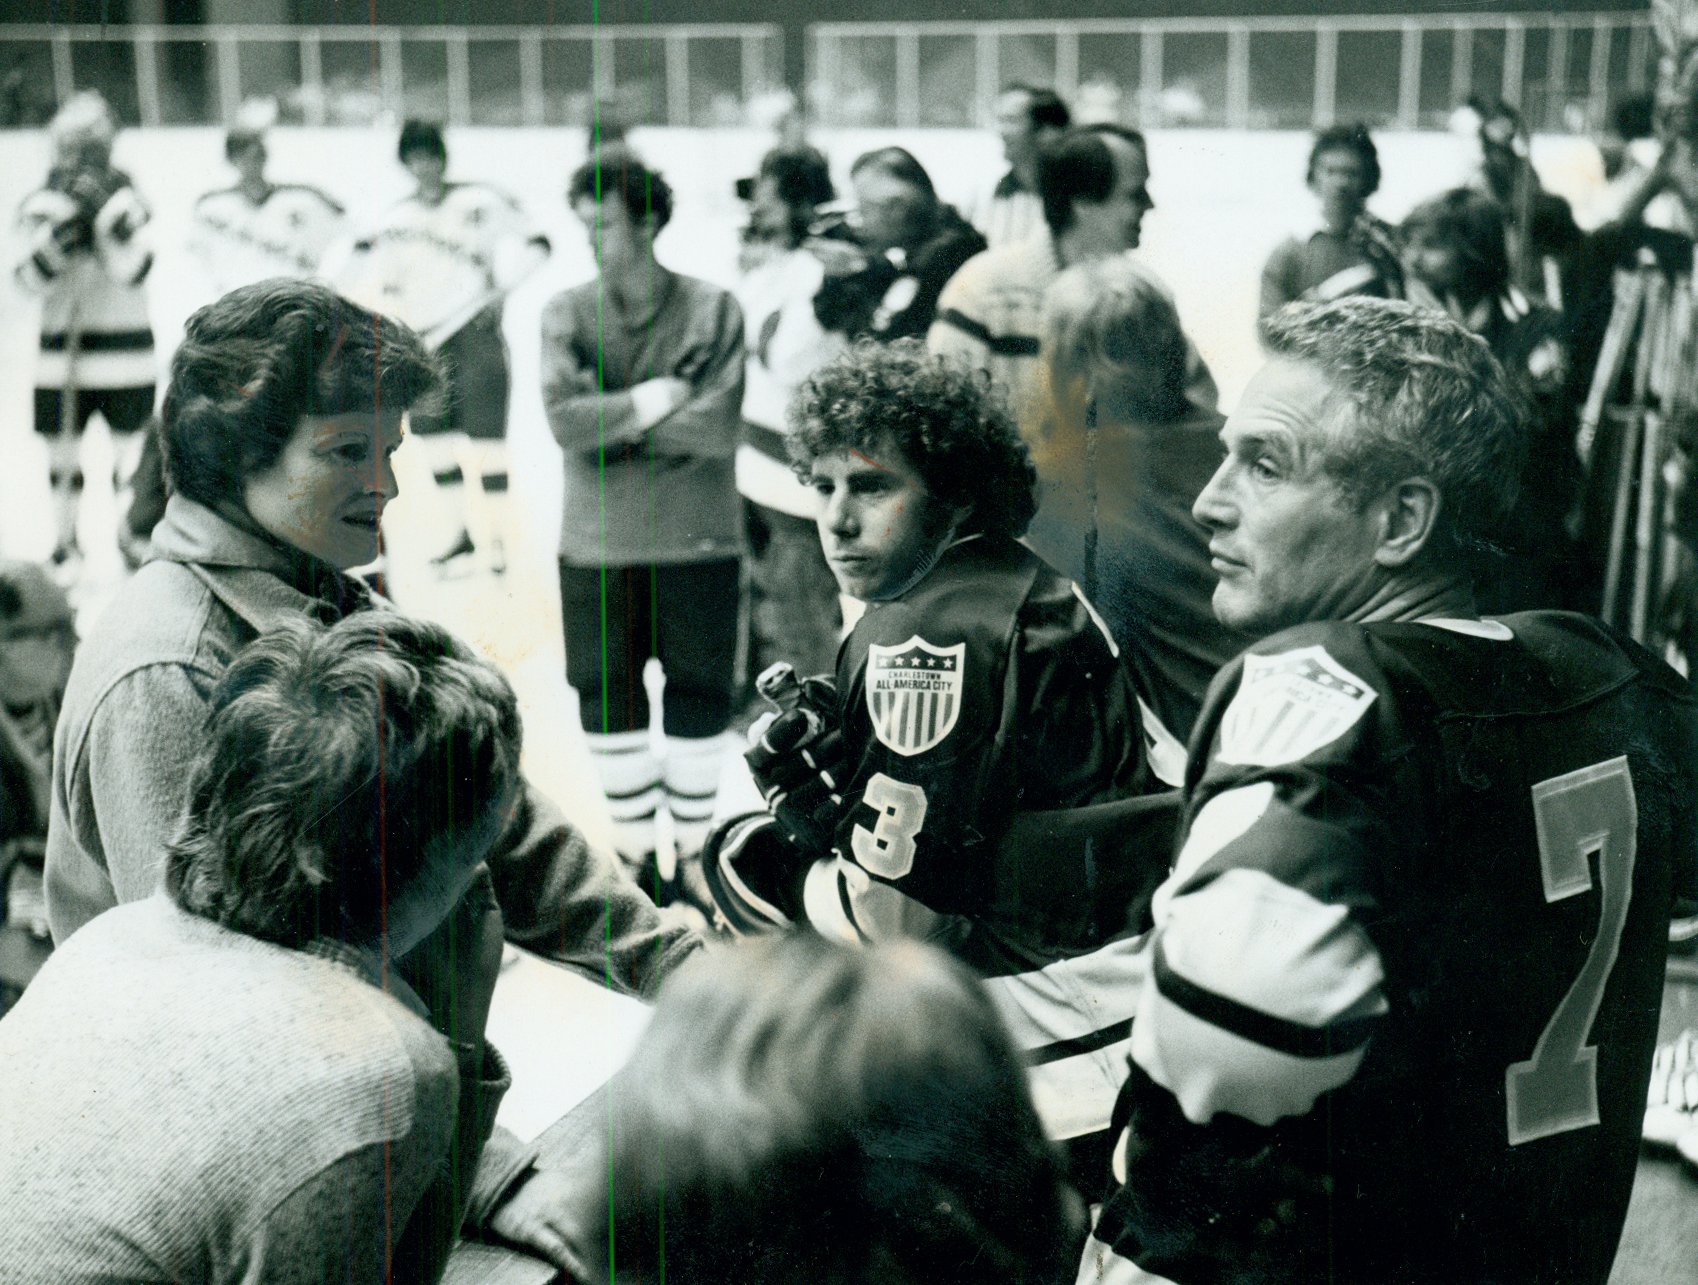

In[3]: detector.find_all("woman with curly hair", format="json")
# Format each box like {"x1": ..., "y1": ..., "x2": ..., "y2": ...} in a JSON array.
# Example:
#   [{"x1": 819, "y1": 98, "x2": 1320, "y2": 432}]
[{"x1": 703, "y1": 339, "x2": 1173, "y2": 1197}]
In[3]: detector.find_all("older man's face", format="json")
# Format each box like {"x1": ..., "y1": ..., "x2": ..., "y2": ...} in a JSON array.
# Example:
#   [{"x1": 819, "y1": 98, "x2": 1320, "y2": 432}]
[{"x1": 1192, "y1": 359, "x2": 1387, "y2": 635}]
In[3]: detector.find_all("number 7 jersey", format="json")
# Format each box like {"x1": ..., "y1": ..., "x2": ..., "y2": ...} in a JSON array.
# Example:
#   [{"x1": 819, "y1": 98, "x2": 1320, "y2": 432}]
[{"x1": 1084, "y1": 612, "x2": 1698, "y2": 1285}]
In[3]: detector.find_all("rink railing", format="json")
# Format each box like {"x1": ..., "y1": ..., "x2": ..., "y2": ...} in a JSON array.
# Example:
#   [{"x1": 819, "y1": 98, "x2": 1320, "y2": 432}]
[
  {"x1": 0, "y1": 23, "x2": 784, "y2": 130},
  {"x1": 0, "y1": 14, "x2": 1657, "y2": 134},
  {"x1": 809, "y1": 12, "x2": 1657, "y2": 132}
]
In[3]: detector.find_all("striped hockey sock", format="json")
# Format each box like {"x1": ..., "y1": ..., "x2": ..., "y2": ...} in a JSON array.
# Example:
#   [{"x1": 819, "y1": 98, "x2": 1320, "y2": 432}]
[
  {"x1": 584, "y1": 728, "x2": 662, "y2": 869},
  {"x1": 664, "y1": 732, "x2": 733, "y2": 860}
]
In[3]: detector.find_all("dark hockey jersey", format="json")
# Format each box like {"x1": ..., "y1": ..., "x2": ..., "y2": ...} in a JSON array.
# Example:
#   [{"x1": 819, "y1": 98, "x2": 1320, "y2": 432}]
[
  {"x1": 1082, "y1": 612, "x2": 1698, "y2": 1285},
  {"x1": 805, "y1": 534, "x2": 1173, "y2": 1147}
]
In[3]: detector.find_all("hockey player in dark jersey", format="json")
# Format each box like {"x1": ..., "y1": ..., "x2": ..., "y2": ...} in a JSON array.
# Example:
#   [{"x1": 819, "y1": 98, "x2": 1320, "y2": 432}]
[
  {"x1": 1078, "y1": 297, "x2": 1698, "y2": 1285},
  {"x1": 703, "y1": 340, "x2": 1175, "y2": 1180}
]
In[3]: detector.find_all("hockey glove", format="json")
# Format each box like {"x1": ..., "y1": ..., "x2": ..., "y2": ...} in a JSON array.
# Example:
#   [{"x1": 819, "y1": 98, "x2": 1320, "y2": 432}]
[
  {"x1": 699, "y1": 811, "x2": 808, "y2": 936},
  {"x1": 745, "y1": 663, "x2": 845, "y2": 856}
]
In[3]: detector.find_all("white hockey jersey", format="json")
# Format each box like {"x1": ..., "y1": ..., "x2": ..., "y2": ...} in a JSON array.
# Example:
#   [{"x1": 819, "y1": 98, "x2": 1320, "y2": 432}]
[{"x1": 186, "y1": 182, "x2": 345, "y2": 297}]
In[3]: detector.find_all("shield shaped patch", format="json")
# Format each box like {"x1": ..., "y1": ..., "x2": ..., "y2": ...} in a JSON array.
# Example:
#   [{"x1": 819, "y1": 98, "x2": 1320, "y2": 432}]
[
  {"x1": 865, "y1": 636, "x2": 966, "y2": 757},
  {"x1": 1217, "y1": 645, "x2": 1376, "y2": 768}
]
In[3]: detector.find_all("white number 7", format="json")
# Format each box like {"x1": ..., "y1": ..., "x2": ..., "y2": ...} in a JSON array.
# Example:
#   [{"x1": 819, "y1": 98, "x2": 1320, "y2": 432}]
[{"x1": 1506, "y1": 756, "x2": 1637, "y2": 1146}]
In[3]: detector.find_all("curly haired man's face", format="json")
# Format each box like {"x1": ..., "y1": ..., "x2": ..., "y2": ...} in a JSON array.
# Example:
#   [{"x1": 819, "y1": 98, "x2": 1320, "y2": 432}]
[{"x1": 810, "y1": 437, "x2": 963, "y2": 602}]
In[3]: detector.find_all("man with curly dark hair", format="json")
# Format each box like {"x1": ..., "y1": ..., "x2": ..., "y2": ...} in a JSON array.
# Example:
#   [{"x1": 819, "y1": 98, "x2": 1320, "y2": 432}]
[{"x1": 703, "y1": 340, "x2": 1175, "y2": 1197}]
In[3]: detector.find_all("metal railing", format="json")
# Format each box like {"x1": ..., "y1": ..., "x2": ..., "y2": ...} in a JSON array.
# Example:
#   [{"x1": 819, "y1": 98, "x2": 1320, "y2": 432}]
[
  {"x1": 0, "y1": 23, "x2": 784, "y2": 129},
  {"x1": 808, "y1": 12, "x2": 1657, "y2": 132}
]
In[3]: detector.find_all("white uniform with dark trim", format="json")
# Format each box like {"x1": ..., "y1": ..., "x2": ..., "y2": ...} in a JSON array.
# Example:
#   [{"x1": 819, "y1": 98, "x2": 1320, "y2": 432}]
[
  {"x1": 187, "y1": 182, "x2": 345, "y2": 297},
  {"x1": 1081, "y1": 613, "x2": 1697, "y2": 1285}
]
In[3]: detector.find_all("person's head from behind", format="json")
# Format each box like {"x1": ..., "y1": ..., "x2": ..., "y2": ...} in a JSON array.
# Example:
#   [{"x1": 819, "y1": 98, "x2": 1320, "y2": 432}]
[
  {"x1": 1195, "y1": 297, "x2": 1524, "y2": 636},
  {"x1": 748, "y1": 146, "x2": 835, "y2": 247},
  {"x1": 1401, "y1": 187, "x2": 1511, "y2": 306},
  {"x1": 49, "y1": 90, "x2": 117, "y2": 173},
  {"x1": 1306, "y1": 124, "x2": 1380, "y2": 231},
  {"x1": 847, "y1": 147, "x2": 938, "y2": 255},
  {"x1": 1041, "y1": 258, "x2": 1190, "y2": 431},
  {"x1": 1037, "y1": 124, "x2": 1152, "y2": 256},
  {"x1": 995, "y1": 84, "x2": 1071, "y2": 178},
  {"x1": 398, "y1": 118, "x2": 448, "y2": 192},
  {"x1": 568, "y1": 151, "x2": 672, "y2": 277},
  {"x1": 0, "y1": 560, "x2": 74, "y2": 711},
  {"x1": 162, "y1": 279, "x2": 438, "y2": 571},
  {"x1": 165, "y1": 612, "x2": 521, "y2": 955},
  {"x1": 589, "y1": 933, "x2": 1080, "y2": 1285},
  {"x1": 790, "y1": 341, "x2": 1037, "y2": 602}
]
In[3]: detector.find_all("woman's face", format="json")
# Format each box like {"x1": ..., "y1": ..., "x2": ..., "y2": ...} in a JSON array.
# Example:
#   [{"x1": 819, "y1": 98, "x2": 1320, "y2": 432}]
[{"x1": 243, "y1": 410, "x2": 404, "y2": 570}]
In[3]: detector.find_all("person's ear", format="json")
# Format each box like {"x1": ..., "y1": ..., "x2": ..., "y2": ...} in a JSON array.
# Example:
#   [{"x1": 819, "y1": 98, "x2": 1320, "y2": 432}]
[{"x1": 1373, "y1": 477, "x2": 1442, "y2": 567}]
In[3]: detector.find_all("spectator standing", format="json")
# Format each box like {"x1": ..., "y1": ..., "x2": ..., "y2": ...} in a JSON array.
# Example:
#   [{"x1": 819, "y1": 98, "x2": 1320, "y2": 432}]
[
  {"x1": 1258, "y1": 124, "x2": 1403, "y2": 319},
  {"x1": 543, "y1": 153, "x2": 746, "y2": 887},
  {"x1": 2, "y1": 614, "x2": 517, "y2": 1283},
  {"x1": 1402, "y1": 187, "x2": 1583, "y2": 611},
  {"x1": 810, "y1": 147, "x2": 985, "y2": 345},
  {"x1": 734, "y1": 146, "x2": 849, "y2": 684},
  {"x1": 967, "y1": 84, "x2": 1072, "y2": 248},
  {"x1": 1469, "y1": 99, "x2": 1583, "y2": 306},
  {"x1": 13, "y1": 91, "x2": 156, "y2": 572},
  {"x1": 1079, "y1": 298, "x2": 1697, "y2": 1285},
  {"x1": 336, "y1": 120, "x2": 550, "y2": 577},
  {"x1": 929, "y1": 124, "x2": 1215, "y2": 445},
  {"x1": 1025, "y1": 261, "x2": 1252, "y2": 776}
]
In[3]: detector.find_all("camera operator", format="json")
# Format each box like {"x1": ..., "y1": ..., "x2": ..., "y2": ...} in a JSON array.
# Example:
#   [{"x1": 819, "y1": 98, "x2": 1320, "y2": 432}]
[
  {"x1": 13, "y1": 91, "x2": 156, "y2": 572},
  {"x1": 809, "y1": 147, "x2": 985, "y2": 344}
]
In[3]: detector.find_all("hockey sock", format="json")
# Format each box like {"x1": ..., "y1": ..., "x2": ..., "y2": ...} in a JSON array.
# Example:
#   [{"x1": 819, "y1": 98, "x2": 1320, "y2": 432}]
[
  {"x1": 664, "y1": 732, "x2": 734, "y2": 865},
  {"x1": 585, "y1": 728, "x2": 662, "y2": 872},
  {"x1": 414, "y1": 432, "x2": 474, "y2": 563},
  {"x1": 455, "y1": 437, "x2": 510, "y2": 574}
]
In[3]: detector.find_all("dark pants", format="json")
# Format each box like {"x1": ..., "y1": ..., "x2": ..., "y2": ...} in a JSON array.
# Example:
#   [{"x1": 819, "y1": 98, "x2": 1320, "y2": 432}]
[
  {"x1": 560, "y1": 557, "x2": 743, "y2": 738},
  {"x1": 744, "y1": 499, "x2": 841, "y2": 683},
  {"x1": 410, "y1": 313, "x2": 510, "y2": 441}
]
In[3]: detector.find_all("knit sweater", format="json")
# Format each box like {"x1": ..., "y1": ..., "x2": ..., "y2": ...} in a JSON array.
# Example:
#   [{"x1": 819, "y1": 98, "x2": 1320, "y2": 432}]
[
  {"x1": 541, "y1": 268, "x2": 746, "y2": 567},
  {"x1": 0, "y1": 895, "x2": 509, "y2": 1284}
]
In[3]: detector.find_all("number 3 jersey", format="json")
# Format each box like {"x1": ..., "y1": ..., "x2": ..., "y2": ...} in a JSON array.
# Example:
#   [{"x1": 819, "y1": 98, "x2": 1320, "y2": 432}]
[
  {"x1": 809, "y1": 534, "x2": 1172, "y2": 1147},
  {"x1": 1083, "y1": 613, "x2": 1698, "y2": 1285}
]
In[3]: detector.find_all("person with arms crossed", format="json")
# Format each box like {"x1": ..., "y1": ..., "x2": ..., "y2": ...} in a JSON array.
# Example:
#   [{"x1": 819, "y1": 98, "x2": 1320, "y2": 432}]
[
  {"x1": 1078, "y1": 296, "x2": 1698, "y2": 1285},
  {"x1": 543, "y1": 152, "x2": 746, "y2": 893},
  {"x1": 704, "y1": 341, "x2": 1174, "y2": 1188}
]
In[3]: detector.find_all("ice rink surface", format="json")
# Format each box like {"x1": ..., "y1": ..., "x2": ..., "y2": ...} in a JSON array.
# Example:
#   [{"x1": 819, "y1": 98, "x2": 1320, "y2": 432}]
[{"x1": 0, "y1": 123, "x2": 1612, "y2": 848}]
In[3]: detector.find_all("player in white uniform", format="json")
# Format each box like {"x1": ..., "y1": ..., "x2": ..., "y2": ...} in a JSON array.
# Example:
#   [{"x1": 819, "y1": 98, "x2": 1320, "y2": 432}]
[
  {"x1": 336, "y1": 120, "x2": 549, "y2": 577},
  {"x1": 186, "y1": 125, "x2": 345, "y2": 298}
]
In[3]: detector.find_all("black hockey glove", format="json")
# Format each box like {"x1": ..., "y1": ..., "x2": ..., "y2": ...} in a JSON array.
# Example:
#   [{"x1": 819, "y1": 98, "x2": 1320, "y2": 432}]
[{"x1": 744, "y1": 663, "x2": 845, "y2": 857}]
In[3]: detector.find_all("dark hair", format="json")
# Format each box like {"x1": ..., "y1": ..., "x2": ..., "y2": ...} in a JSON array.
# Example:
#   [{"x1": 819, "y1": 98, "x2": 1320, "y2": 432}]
[
  {"x1": 165, "y1": 612, "x2": 522, "y2": 949},
  {"x1": 1306, "y1": 123, "x2": 1381, "y2": 195},
  {"x1": 1037, "y1": 124, "x2": 1147, "y2": 234},
  {"x1": 1401, "y1": 187, "x2": 1512, "y2": 300},
  {"x1": 1261, "y1": 297, "x2": 1526, "y2": 570},
  {"x1": 161, "y1": 279, "x2": 439, "y2": 509},
  {"x1": 1042, "y1": 259, "x2": 1189, "y2": 425},
  {"x1": 588, "y1": 933, "x2": 1081, "y2": 1285},
  {"x1": 224, "y1": 126, "x2": 265, "y2": 162},
  {"x1": 1611, "y1": 93, "x2": 1655, "y2": 141},
  {"x1": 397, "y1": 118, "x2": 447, "y2": 164},
  {"x1": 568, "y1": 150, "x2": 674, "y2": 231},
  {"x1": 789, "y1": 340, "x2": 1038, "y2": 540},
  {"x1": 759, "y1": 144, "x2": 835, "y2": 210},
  {"x1": 1004, "y1": 83, "x2": 1071, "y2": 131},
  {"x1": 848, "y1": 146, "x2": 937, "y2": 202}
]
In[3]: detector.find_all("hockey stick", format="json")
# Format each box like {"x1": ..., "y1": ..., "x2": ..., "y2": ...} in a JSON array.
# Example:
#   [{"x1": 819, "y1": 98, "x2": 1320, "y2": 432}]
[{"x1": 52, "y1": 294, "x2": 83, "y2": 569}]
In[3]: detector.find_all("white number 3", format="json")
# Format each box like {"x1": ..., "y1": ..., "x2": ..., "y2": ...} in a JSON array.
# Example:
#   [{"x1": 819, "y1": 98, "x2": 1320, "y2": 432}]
[
  {"x1": 851, "y1": 773, "x2": 927, "y2": 880},
  {"x1": 1506, "y1": 756, "x2": 1637, "y2": 1146}
]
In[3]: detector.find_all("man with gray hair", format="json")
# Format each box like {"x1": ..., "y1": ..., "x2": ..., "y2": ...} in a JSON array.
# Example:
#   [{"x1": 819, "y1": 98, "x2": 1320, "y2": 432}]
[{"x1": 1079, "y1": 297, "x2": 1697, "y2": 1285}]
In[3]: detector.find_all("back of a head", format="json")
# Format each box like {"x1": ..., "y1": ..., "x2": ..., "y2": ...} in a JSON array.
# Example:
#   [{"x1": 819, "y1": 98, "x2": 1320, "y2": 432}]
[
  {"x1": 1037, "y1": 124, "x2": 1146, "y2": 234},
  {"x1": 589, "y1": 934, "x2": 1079, "y2": 1285},
  {"x1": 1007, "y1": 83, "x2": 1072, "y2": 132},
  {"x1": 1042, "y1": 259, "x2": 1188, "y2": 425},
  {"x1": 789, "y1": 340, "x2": 1038, "y2": 540},
  {"x1": 848, "y1": 146, "x2": 938, "y2": 203},
  {"x1": 161, "y1": 279, "x2": 438, "y2": 510},
  {"x1": 759, "y1": 145, "x2": 836, "y2": 211},
  {"x1": 165, "y1": 612, "x2": 522, "y2": 949},
  {"x1": 1260, "y1": 296, "x2": 1525, "y2": 571},
  {"x1": 1402, "y1": 187, "x2": 1512, "y2": 300}
]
